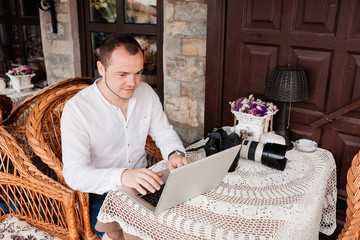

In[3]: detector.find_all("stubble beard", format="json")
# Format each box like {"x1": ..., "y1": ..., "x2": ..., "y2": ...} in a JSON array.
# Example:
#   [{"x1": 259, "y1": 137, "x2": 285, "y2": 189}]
[{"x1": 104, "y1": 72, "x2": 130, "y2": 101}]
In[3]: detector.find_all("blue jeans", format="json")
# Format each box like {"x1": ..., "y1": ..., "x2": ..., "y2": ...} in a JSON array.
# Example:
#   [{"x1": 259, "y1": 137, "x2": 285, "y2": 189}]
[{"x1": 89, "y1": 193, "x2": 108, "y2": 239}]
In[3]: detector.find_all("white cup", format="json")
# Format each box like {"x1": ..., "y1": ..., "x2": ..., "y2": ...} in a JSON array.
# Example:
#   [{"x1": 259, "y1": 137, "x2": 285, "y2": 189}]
[{"x1": 295, "y1": 139, "x2": 317, "y2": 152}]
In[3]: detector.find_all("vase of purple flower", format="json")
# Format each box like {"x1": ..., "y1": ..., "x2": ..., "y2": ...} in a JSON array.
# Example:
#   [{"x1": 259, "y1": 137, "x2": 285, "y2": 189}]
[
  {"x1": 5, "y1": 65, "x2": 35, "y2": 92},
  {"x1": 230, "y1": 94, "x2": 278, "y2": 141}
]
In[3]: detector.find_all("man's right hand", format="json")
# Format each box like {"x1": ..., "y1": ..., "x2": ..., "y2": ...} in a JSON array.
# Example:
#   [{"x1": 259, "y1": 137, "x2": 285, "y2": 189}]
[{"x1": 121, "y1": 168, "x2": 164, "y2": 195}]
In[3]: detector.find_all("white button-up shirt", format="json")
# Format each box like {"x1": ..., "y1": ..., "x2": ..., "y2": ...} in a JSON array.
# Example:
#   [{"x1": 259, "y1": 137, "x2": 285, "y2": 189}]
[{"x1": 61, "y1": 81, "x2": 185, "y2": 194}]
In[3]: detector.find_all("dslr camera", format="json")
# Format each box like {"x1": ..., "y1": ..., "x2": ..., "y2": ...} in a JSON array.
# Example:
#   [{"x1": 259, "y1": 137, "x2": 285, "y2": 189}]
[{"x1": 204, "y1": 128, "x2": 287, "y2": 171}]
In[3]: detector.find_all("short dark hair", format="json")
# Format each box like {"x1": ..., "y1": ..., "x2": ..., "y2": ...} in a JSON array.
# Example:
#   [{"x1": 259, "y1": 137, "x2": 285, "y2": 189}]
[{"x1": 99, "y1": 34, "x2": 143, "y2": 69}]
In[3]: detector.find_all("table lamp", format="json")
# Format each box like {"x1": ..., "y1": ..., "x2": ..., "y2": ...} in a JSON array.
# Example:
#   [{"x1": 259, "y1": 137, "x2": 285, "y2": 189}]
[{"x1": 265, "y1": 65, "x2": 308, "y2": 149}]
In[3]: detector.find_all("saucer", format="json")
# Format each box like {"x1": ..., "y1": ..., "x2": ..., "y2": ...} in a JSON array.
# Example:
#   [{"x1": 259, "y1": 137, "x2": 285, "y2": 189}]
[{"x1": 294, "y1": 139, "x2": 317, "y2": 152}]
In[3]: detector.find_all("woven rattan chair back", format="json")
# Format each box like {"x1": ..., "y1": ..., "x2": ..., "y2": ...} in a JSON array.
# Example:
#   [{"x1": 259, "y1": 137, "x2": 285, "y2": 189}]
[
  {"x1": 26, "y1": 78, "x2": 98, "y2": 240},
  {"x1": 0, "y1": 125, "x2": 79, "y2": 239},
  {"x1": 0, "y1": 94, "x2": 12, "y2": 125},
  {"x1": 145, "y1": 135, "x2": 163, "y2": 166},
  {"x1": 338, "y1": 151, "x2": 360, "y2": 240},
  {"x1": 1, "y1": 77, "x2": 94, "y2": 179}
]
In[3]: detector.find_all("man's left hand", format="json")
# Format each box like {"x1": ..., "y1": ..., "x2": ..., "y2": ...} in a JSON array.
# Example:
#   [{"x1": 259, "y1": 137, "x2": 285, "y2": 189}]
[{"x1": 168, "y1": 154, "x2": 191, "y2": 171}]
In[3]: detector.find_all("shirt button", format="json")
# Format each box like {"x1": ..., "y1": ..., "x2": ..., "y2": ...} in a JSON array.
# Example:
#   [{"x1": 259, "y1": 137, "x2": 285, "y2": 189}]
[
  {"x1": 126, "y1": 125, "x2": 128, "y2": 128},
  {"x1": 128, "y1": 144, "x2": 130, "y2": 147}
]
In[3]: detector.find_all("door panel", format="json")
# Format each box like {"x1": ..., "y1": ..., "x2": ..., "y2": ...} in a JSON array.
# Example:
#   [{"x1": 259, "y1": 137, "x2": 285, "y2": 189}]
[
  {"x1": 245, "y1": 0, "x2": 281, "y2": 30},
  {"x1": 292, "y1": 48, "x2": 332, "y2": 112},
  {"x1": 295, "y1": 0, "x2": 338, "y2": 34},
  {"x1": 219, "y1": 0, "x2": 360, "y2": 204}
]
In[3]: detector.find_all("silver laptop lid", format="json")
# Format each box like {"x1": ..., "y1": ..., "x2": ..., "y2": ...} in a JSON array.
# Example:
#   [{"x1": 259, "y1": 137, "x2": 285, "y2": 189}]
[
  {"x1": 154, "y1": 145, "x2": 240, "y2": 214},
  {"x1": 118, "y1": 145, "x2": 241, "y2": 214}
]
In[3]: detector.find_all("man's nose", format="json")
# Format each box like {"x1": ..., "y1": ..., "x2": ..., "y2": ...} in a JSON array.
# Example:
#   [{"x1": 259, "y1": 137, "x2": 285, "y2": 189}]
[{"x1": 126, "y1": 74, "x2": 136, "y2": 86}]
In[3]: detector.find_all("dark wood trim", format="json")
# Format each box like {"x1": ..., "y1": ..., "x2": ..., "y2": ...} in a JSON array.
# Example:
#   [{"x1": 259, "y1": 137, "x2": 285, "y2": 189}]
[
  {"x1": 116, "y1": 0, "x2": 125, "y2": 33},
  {"x1": 156, "y1": 0, "x2": 163, "y2": 103},
  {"x1": 0, "y1": 16, "x2": 39, "y2": 25},
  {"x1": 77, "y1": 0, "x2": 87, "y2": 76},
  {"x1": 204, "y1": 0, "x2": 227, "y2": 134},
  {"x1": 311, "y1": 99, "x2": 360, "y2": 128}
]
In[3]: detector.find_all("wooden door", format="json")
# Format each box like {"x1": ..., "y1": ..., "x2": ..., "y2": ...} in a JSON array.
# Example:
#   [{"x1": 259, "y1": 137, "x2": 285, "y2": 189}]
[{"x1": 205, "y1": 0, "x2": 360, "y2": 232}]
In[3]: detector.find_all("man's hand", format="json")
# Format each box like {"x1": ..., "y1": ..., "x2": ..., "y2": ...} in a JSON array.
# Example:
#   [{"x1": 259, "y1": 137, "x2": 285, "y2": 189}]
[
  {"x1": 168, "y1": 154, "x2": 191, "y2": 171},
  {"x1": 121, "y1": 168, "x2": 164, "y2": 195}
]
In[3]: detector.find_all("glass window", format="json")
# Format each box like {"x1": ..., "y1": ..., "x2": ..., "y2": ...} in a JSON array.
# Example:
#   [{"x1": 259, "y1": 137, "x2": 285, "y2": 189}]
[
  {"x1": 90, "y1": 0, "x2": 117, "y2": 23},
  {"x1": 0, "y1": 0, "x2": 45, "y2": 84},
  {"x1": 0, "y1": 0, "x2": 15, "y2": 16},
  {"x1": 134, "y1": 35, "x2": 157, "y2": 87},
  {"x1": 125, "y1": 0, "x2": 156, "y2": 24},
  {"x1": 91, "y1": 31, "x2": 112, "y2": 78},
  {"x1": 23, "y1": 25, "x2": 46, "y2": 82},
  {"x1": 20, "y1": 0, "x2": 39, "y2": 16},
  {"x1": 0, "y1": 24, "x2": 21, "y2": 74}
]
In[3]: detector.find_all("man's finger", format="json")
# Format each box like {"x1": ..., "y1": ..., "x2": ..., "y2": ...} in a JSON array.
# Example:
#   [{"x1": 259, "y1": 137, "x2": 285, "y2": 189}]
[
  {"x1": 134, "y1": 184, "x2": 147, "y2": 195},
  {"x1": 182, "y1": 157, "x2": 191, "y2": 165},
  {"x1": 137, "y1": 177, "x2": 157, "y2": 193},
  {"x1": 168, "y1": 161, "x2": 175, "y2": 171},
  {"x1": 143, "y1": 169, "x2": 164, "y2": 185}
]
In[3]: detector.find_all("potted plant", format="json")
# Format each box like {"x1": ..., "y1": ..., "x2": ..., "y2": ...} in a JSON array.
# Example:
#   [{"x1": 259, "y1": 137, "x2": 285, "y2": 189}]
[
  {"x1": 5, "y1": 65, "x2": 35, "y2": 92},
  {"x1": 229, "y1": 94, "x2": 278, "y2": 141}
]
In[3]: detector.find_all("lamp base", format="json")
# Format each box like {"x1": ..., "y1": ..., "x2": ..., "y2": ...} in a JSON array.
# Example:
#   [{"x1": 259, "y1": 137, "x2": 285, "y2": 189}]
[
  {"x1": 276, "y1": 128, "x2": 293, "y2": 150},
  {"x1": 275, "y1": 101, "x2": 293, "y2": 150}
]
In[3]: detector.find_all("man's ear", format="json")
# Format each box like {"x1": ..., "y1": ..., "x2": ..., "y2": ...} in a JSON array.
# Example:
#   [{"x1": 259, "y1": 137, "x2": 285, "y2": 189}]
[{"x1": 97, "y1": 61, "x2": 105, "y2": 77}]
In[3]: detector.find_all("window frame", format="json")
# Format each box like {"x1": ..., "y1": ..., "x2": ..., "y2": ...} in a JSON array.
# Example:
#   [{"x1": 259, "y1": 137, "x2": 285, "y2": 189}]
[
  {"x1": 0, "y1": 0, "x2": 40, "y2": 78},
  {"x1": 77, "y1": 0, "x2": 164, "y2": 102}
]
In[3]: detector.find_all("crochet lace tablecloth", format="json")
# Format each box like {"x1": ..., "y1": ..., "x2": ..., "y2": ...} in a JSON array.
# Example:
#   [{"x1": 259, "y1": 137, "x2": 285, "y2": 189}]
[{"x1": 98, "y1": 146, "x2": 337, "y2": 240}]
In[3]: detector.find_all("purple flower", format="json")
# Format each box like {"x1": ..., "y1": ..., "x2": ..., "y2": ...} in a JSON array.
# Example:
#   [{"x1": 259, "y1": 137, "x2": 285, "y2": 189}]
[
  {"x1": 230, "y1": 95, "x2": 278, "y2": 117},
  {"x1": 7, "y1": 65, "x2": 34, "y2": 76}
]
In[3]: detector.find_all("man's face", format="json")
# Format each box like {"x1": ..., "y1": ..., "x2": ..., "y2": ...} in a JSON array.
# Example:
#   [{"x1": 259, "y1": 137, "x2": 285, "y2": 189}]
[{"x1": 97, "y1": 46, "x2": 144, "y2": 100}]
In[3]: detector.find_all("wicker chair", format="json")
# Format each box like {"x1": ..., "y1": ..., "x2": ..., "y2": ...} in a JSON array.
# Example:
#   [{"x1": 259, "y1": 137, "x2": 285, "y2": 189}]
[
  {"x1": 0, "y1": 125, "x2": 79, "y2": 239},
  {"x1": 338, "y1": 151, "x2": 360, "y2": 240},
  {"x1": 25, "y1": 78, "x2": 98, "y2": 240}
]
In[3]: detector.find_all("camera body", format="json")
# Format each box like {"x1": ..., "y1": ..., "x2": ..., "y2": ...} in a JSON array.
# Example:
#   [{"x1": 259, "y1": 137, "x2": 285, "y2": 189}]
[
  {"x1": 204, "y1": 128, "x2": 287, "y2": 171},
  {"x1": 205, "y1": 128, "x2": 240, "y2": 156}
]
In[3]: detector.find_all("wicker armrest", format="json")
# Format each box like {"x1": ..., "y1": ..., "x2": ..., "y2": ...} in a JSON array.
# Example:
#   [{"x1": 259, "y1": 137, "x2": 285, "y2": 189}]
[
  {"x1": 145, "y1": 135, "x2": 163, "y2": 166},
  {"x1": 0, "y1": 126, "x2": 78, "y2": 239}
]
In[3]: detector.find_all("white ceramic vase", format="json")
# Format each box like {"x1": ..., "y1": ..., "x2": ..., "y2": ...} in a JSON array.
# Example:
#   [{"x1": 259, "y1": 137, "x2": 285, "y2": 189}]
[{"x1": 5, "y1": 73, "x2": 35, "y2": 92}]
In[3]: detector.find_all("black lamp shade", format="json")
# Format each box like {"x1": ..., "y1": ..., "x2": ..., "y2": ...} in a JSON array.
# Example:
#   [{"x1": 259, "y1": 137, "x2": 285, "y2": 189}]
[{"x1": 265, "y1": 65, "x2": 308, "y2": 102}]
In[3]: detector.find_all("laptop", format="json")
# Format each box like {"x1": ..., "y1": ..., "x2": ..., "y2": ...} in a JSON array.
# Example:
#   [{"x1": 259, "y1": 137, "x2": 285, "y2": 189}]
[{"x1": 118, "y1": 145, "x2": 241, "y2": 214}]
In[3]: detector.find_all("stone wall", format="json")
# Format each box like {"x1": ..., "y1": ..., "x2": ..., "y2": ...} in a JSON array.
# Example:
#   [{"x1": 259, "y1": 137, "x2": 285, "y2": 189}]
[
  {"x1": 39, "y1": 0, "x2": 81, "y2": 85},
  {"x1": 163, "y1": 0, "x2": 207, "y2": 145}
]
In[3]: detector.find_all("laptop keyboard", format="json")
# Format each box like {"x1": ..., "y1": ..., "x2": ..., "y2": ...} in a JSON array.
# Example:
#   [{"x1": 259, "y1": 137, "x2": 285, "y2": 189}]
[{"x1": 138, "y1": 184, "x2": 166, "y2": 207}]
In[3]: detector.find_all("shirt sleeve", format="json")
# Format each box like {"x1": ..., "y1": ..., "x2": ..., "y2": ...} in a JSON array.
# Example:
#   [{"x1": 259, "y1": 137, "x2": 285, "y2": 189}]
[
  {"x1": 61, "y1": 100, "x2": 125, "y2": 194},
  {"x1": 146, "y1": 86, "x2": 186, "y2": 160}
]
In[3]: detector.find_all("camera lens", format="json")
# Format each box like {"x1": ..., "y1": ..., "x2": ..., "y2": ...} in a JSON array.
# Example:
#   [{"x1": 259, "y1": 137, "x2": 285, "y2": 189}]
[{"x1": 240, "y1": 140, "x2": 287, "y2": 171}]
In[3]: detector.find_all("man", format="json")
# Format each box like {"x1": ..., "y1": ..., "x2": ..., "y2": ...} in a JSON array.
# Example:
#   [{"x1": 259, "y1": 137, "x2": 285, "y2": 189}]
[{"x1": 61, "y1": 34, "x2": 190, "y2": 239}]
